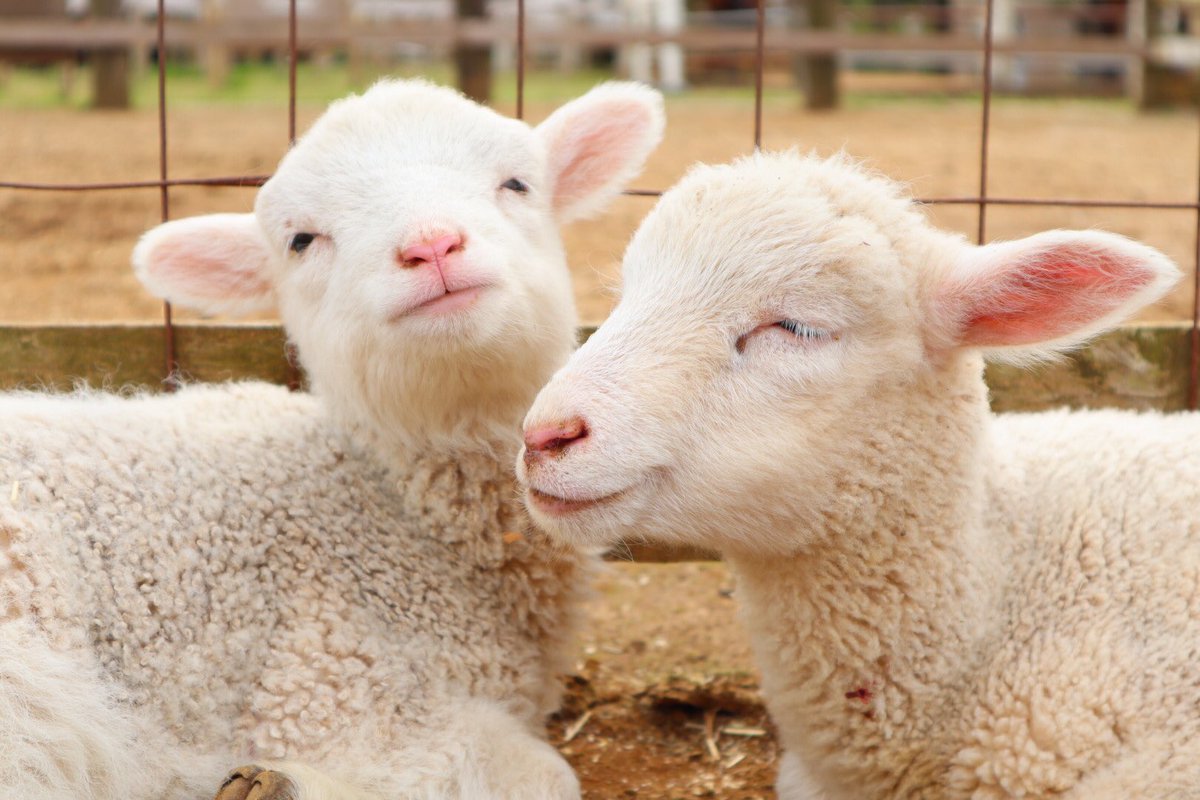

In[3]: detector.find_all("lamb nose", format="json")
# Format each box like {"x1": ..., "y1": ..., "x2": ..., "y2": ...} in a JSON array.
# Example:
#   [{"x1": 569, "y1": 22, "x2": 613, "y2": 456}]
[
  {"x1": 524, "y1": 417, "x2": 589, "y2": 455},
  {"x1": 399, "y1": 232, "x2": 464, "y2": 268}
]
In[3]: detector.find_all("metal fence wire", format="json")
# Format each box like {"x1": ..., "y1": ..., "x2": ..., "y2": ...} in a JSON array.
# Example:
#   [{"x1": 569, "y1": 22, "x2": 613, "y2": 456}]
[{"x1": 1, "y1": 0, "x2": 1199, "y2": 407}]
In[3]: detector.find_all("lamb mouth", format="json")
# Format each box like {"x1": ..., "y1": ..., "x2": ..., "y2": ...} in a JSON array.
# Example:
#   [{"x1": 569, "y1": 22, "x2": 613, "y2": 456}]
[
  {"x1": 526, "y1": 486, "x2": 629, "y2": 516},
  {"x1": 392, "y1": 284, "x2": 491, "y2": 320}
]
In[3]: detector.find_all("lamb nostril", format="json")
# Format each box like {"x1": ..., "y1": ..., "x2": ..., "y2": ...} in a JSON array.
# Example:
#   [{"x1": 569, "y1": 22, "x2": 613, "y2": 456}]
[
  {"x1": 429, "y1": 233, "x2": 464, "y2": 260},
  {"x1": 524, "y1": 417, "x2": 588, "y2": 454},
  {"x1": 398, "y1": 232, "x2": 465, "y2": 269},
  {"x1": 398, "y1": 245, "x2": 433, "y2": 269}
]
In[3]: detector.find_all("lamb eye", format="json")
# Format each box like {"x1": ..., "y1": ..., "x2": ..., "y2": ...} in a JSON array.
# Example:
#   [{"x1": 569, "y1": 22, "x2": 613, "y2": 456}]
[
  {"x1": 734, "y1": 319, "x2": 835, "y2": 354},
  {"x1": 501, "y1": 177, "x2": 529, "y2": 194},
  {"x1": 289, "y1": 233, "x2": 316, "y2": 254},
  {"x1": 776, "y1": 319, "x2": 831, "y2": 340}
]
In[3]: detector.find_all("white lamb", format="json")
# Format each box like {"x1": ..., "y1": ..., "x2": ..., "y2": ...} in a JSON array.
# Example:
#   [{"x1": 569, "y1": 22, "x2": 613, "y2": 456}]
[
  {"x1": 518, "y1": 151, "x2": 1200, "y2": 799},
  {"x1": 0, "y1": 78, "x2": 664, "y2": 800}
]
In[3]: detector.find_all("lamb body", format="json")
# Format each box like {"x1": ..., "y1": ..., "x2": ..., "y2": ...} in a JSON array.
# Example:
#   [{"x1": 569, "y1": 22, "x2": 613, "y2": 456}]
[
  {"x1": 519, "y1": 151, "x2": 1200, "y2": 799},
  {"x1": 2, "y1": 384, "x2": 576, "y2": 798},
  {"x1": 0, "y1": 78, "x2": 664, "y2": 800}
]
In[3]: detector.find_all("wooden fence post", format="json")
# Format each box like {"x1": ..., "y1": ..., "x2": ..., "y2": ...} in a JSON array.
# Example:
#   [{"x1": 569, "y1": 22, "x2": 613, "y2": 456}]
[
  {"x1": 202, "y1": 0, "x2": 232, "y2": 89},
  {"x1": 92, "y1": 0, "x2": 130, "y2": 109},
  {"x1": 792, "y1": 0, "x2": 839, "y2": 110},
  {"x1": 455, "y1": 0, "x2": 491, "y2": 103},
  {"x1": 1138, "y1": 0, "x2": 1198, "y2": 108}
]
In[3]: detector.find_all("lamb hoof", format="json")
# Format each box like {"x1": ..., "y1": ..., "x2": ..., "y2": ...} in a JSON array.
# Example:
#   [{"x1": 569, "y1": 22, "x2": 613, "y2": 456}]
[{"x1": 214, "y1": 765, "x2": 297, "y2": 800}]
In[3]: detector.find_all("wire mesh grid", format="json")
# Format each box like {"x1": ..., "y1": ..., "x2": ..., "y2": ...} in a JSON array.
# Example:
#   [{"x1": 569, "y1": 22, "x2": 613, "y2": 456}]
[{"x1": 1, "y1": 0, "x2": 1198, "y2": 406}]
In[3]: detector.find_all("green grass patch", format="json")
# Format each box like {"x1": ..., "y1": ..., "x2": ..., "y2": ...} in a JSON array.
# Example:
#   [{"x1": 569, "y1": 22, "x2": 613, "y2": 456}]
[
  {"x1": 0, "y1": 58, "x2": 1149, "y2": 117},
  {"x1": 0, "y1": 59, "x2": 629, "y2": 111}
]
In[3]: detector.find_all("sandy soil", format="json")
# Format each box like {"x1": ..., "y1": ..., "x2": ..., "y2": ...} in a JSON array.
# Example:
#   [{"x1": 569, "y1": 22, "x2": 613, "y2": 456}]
[
  {"x1": 3, "y1": 86, "x2": 1199, "y2": 798},
  {"x1": 2, "y1": 92, "x2": 1197, "y2": 324},
  {"x1": 553, "y1": 562, "x2": 776, "y2": 799}
]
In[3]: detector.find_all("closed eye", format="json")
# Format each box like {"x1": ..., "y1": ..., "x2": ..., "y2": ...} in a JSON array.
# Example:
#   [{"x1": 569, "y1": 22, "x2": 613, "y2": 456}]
[
  {"x1": 501, "y1": 177, "x2": 529, "y2": 194},
  {"x1": 776, "y1": 319, "x2": 832, "y2": 340},
  {"x1": 735, "y1": 319, "x2": 836, "y2": 354}
]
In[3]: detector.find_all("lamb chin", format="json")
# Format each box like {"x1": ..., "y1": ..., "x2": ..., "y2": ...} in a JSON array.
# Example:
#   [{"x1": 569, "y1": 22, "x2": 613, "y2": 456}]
[{"x1": 538, "y1": 513, "x2": 626, "y2": 552}]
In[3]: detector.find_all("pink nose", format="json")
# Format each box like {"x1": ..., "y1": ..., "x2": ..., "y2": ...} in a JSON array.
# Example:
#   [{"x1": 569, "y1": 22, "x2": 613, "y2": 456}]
[
  {"x1": 399, "y1": 232, "x2": 464, "y2": 269},
  {"x1": 524, "y1": 417, "x2": 588, "y2": 458}
]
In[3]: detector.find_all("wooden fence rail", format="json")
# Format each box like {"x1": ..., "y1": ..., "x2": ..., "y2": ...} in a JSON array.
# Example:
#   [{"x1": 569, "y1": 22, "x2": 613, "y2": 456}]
[
  {"x1": 0, "y1": 18, "x2": 1171, "y2": 58},
  {"x1": 0, "y1": 322, "x2": 1190, "y2": 409}
]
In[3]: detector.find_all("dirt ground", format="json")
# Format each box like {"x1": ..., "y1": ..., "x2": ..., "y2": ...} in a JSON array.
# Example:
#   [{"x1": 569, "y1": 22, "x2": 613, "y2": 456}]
[
  {"x1": 552, "y1": 562, "x2": 776, "y2": 799},
  {"x1": 1, "y1": 85, "x2": 1198, "y2": 324},
  {"x1": 3, "y1": 81, "x2": 1199, "y2": 798}
]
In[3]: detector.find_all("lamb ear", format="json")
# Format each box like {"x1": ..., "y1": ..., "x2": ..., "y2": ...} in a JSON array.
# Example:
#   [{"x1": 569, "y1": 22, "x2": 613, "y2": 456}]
[
  {"x1": 928, "y1": 230, "x2": 1180, "y2": 359},
  {"x1": 133, "y1": 213, "x2": 277, "y2": 317},
  {"x1": 536, "y1": 82, "x2": 664, "y2": 223}
]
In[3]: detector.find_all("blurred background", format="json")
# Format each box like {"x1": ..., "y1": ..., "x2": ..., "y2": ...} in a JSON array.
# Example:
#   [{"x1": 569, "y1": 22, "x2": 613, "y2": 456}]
[{"x1": 1, "y1": 0, "x2": 1198, "y2": 326}]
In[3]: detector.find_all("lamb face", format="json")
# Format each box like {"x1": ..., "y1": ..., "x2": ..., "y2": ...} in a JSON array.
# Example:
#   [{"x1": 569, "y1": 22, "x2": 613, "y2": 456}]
[
  {"x1": 133, "y1": 79, "x2": 664, "y2": 450},
  {"x1": 518, "y1": 154, "x2": 930, "y2": 552},
  {"x1": 519, "y1": 151, "x2": 1179, "y2": 554},
  {"x1": 259, "y1": 87, "x2": 574, "y2": 355}
]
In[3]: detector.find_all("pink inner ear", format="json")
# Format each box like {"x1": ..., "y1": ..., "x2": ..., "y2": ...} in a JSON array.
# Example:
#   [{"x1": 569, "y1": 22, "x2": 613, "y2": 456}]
[
  {"x1": 553, "y1": 101, "x2": 652, "y2": 206},
  {"x1": 149, "y1": 237, "x2": 272, "y2": 302},
  {"x1": 959, "y1": 243, "x2": 1156, "y2": 348}
]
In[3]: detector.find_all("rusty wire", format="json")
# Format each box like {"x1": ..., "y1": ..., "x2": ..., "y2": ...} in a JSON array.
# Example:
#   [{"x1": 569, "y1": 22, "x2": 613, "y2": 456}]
[
  {"x1": 289, "y1": 0, "x2": 298, "y2": 145},
  {"x1": 1, "y1": 2, "x2": 1199, "y2": 406},
  {"x1": 753, "y1": 0, "x2": 764, "y2": 150},
  {"x1": 1192, "y1": 129, "x2": 1200, "y2": 409},
  {"x1": 4, "y1": 177, "x2": 1196, "y2": 214},
  {"x1": 977, "y1": 0, "x2": 995, "y2": 244},
  {"x1": 517, "y1": 0, "x2": 526, "y2": 120},
  {"x1": 157, "y1": 0, "x2": 176, "y2": 389},
  {"x1": 0, "y1": 176, "x2": 270, "y2": 190},
  {"x1": 285, "y1": 0, "x2": 303, "y2": 392}
]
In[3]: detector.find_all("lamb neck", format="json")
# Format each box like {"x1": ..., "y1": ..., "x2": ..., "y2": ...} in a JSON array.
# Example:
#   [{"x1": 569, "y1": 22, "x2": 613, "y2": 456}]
[{"x1": 726, "y1": 360, "x2": 1015, "y2": 798}]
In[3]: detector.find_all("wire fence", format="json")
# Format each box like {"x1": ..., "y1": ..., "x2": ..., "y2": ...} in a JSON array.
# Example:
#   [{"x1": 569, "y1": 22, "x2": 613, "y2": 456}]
[{"x1": 1, "y1": 0, "x2": 1199, "y2": 406}]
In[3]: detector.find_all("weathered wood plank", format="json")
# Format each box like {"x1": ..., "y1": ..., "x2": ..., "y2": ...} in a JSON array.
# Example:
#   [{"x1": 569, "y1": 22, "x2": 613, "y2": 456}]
[
  {"x1": 0, "y1": 18, "x2": 1152, "y2": 57},
  {"x1": 985, "y1": 323, "x2": 1190, "y2": 412},
  {"x1": 0, "y1": 322, "x2": 1192, "y2": 407},
  {"x1": 0, "y1": 323, "x2": 293, "y2": 392},
  {"x1": 607, "y1": 542, "x2": 721, "y2": 563}
]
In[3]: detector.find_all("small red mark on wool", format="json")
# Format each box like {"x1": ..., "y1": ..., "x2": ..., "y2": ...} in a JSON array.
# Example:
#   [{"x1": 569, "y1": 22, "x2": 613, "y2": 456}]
[{"x1": 845, "y1": 686, "x2": 872, "y2": 704}]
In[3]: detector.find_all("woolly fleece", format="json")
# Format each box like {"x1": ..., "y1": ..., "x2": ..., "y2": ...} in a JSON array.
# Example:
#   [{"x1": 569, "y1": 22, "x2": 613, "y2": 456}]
[
  {"x1": 519, "y1": 151, "x2": 1200, "y2": 799},
  {"x1": 1, "y1": 383, "x2": 583, "y2": 799},
  {"x1": 0, "y1": 77, "x2": 665, "y2": 800}
]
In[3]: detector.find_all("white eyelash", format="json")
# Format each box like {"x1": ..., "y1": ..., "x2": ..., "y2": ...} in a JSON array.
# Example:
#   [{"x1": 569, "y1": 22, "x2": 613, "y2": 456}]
[{"x1": 776, "y1": 319, "x2": 831, "y2": 340}]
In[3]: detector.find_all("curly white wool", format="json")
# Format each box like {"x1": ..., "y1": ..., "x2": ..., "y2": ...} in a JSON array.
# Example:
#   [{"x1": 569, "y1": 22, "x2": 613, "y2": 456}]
[
  {"x1": 0, "y1": 78, "x2": 664, "y2": 800},
  {"x1": 519, "y1": 151, "x2": 1200, "y2": 800}
]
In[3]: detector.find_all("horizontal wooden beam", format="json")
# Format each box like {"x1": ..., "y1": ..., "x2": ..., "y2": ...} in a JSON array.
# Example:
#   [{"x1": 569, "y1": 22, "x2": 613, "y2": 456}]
[
  {"x1": 0, "y1": 323, "x2": 294, "y2": 392},
  {"x1": 1, "y1": 321, "x2": 1192, "y2": 405},
  {"x1": 0, "y1": 322, "x2": 1193, "y2": 563},
  {"x1": 984, "y1": 323, "x2": 1191, "y2": 413},
  {"x1": 0, "y1": 18, "x2": 1153, "y2": 58}
]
